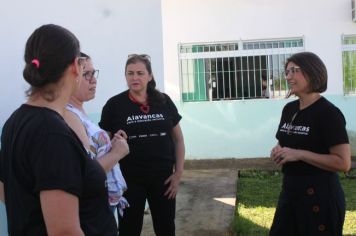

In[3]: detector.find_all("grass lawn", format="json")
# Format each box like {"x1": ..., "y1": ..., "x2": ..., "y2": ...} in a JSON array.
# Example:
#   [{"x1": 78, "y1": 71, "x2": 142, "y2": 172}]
[{"x1": 233, "y1": 169, "x2": 356, "y2": 236}]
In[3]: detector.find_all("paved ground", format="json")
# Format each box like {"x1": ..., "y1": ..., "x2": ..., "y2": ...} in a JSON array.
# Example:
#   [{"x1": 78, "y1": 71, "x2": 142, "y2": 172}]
[
  {"x1": 142, "y1": 168, "x2": 238, "y2": 236},
  {"x1": 141, "y1": 158, "x2": 277, "y2": 236},
  {"x1": 1, "y1": 158, "x2": 355, "y2": 236},
  {"x1": 141, "y1": 157, "x2": 356, "y2": 236}
]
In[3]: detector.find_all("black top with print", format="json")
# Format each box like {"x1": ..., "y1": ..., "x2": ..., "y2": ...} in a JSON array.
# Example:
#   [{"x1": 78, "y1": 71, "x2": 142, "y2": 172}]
[
  {"x1": 276, "y1": 97, "x2": 349, "y2": 176},
  {"x1": 99, "y1": 90, "x2": 182, "y2": 173},
  {"x1": 0, "y1": 104, "x2": 117, "y2": 236}
]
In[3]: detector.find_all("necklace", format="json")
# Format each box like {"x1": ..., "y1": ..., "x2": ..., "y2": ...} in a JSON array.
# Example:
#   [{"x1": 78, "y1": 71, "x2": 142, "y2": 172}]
[
  {"x1": 287, "y1": 111, "x2": 299, "y2": 135},
  {"x1": 128, "y1": 92, "x2": 150, "y2": 114}
]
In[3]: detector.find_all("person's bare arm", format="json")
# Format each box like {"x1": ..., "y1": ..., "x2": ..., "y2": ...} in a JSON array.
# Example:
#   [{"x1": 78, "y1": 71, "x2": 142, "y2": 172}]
[
  {"x1": 172, "y1": 124, "x2": 185, "y2": 176},
  {"x1": 65, "y1": 110, "x2": 129, "y2": 172},
  {"x1": 164, "y1": 124, "x2": 185, "y2": 199},
  {"x1": 272, "y1": 143, "x2": 351, "y2": 172},
  {"x1": 0, "y1": 181, "x2": 4, "y2": 202},
  {"x1": 63, "y1": 111, "x2": 90, "y2": 150},
  {"x1": 96, "y1": 131, "x2": 129, "y2": 172},
  {"x1": 40, "y1": 190, "x2": 84, "y2": 236},
  {"x1": 299, "y1": 144, "x2": 351, "y2": 172}
]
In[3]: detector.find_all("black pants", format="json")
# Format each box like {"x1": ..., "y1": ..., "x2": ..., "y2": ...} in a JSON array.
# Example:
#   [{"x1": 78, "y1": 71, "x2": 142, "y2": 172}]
[
  {"x1": 118, "y1": 169, "x2": 175, "y2": 236},
  {"x1": 269, "y1": 173, "x2": 345, "y2": 236}
]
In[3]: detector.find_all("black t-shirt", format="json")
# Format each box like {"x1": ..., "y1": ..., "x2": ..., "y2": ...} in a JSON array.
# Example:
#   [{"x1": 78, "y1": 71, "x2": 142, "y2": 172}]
[
  {"x1": 99, "y1": 90, "x2": 182, "y2": 173},
  {"x1": 0, "y1": 104, "x2": 116, "y2": 236},
  {"x1": 276, "y1": 97, "x2": 349, "y2": 176}
]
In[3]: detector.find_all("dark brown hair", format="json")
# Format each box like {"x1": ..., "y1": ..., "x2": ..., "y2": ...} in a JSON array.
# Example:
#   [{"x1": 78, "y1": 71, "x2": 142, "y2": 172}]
[
  {"x1": 285, "y1": 52, "x2": 327, "y2": 97},
  {"x1": 23, "y1": 24, "x2": 80, "y2": 101}
]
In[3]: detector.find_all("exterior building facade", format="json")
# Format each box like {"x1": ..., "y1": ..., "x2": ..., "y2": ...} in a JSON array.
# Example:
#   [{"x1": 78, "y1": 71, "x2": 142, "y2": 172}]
[
  {"x1": 1, "y1": 0, "x2": 356, "y2": 234},
  {"x1": 161, "y1": 0, "x2": 356, "y2": 159},
  {"x1": 0, "y1": 0, "x2": 164, "y2": 234}
]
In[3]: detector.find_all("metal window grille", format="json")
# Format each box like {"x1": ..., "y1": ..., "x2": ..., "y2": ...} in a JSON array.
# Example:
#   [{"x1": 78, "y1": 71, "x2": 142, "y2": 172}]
[
  {"x1": 179, "y1": 38, "x2": 304, "y2": 102},
  {"x1": 342, "y1": 35, "x2": 356, "y2": 95}
]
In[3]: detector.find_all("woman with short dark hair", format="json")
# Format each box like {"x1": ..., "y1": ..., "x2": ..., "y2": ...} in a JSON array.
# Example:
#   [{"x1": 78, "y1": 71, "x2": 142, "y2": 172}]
[{"x1": 270, "y1": 52, "x2": 351, "y2": 236}]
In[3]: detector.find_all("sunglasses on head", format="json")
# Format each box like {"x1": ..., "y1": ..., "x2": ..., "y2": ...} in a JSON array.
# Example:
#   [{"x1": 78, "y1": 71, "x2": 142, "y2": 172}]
[{"x1": 128, "y1": 54, "x2": 151, "y2": 61}]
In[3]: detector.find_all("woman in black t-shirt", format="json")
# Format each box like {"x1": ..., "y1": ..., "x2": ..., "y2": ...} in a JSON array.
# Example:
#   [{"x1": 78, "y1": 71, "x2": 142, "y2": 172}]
[
  {"x1": 0, "y1": 24, "x2": 117, "y2": 235},
  {"x1": 269, "y1": 52, "x2": 351, "y2": 236},
  {"x1": 100, "y1": 54, "x2": 185, "y2": 236}
]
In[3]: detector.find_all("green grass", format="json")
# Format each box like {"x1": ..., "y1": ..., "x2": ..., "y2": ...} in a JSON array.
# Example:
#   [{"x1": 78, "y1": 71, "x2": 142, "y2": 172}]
[{"x1": 233, "y1": 169, "x2": 356, "y2": 236}]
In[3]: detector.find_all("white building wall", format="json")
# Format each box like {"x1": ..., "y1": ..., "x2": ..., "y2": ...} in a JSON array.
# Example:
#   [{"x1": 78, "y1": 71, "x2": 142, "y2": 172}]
[
  {"x1": 0, "y1": 1, "x2": 163, "y2": 235},
  {"x1": 162, "y1": 0, "x2": 356, "y2": 101},
  {"x1": 1, "y1": 0, "x2": 356, "y2": 233},
  {"x1": 0, "y1": 0, "x2": 164, "y2": 128}
]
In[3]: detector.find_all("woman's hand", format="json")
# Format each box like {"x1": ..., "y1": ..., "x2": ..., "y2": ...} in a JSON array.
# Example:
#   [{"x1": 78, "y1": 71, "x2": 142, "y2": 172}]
[
  {"x1": 114, "y1": 129, "x2": 128, "y2": 140},
  {"x1": 270, "y1": 144, "x2": 300, "y2": 167},
  {"x1": 270, "y1": 144, "x2": 282, "y2": 163},
  {"x1": 164, "y1": 171, "x2": 182, "y2": 199},
  {"x1": 111, "y1": 131, "x2": 129, "y2": 160},
  {"x1": 96, "y1": 130, "x2": 129, "y2": 172}
]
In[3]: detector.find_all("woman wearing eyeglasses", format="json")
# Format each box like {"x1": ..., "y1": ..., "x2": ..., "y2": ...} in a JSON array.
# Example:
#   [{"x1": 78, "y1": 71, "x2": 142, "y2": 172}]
[
  {"x1": 0, "y1": 25, "x2": 118, "y2": 235},
  {"x1": 269, "y1": 52, "x2": 351, "y2": 236},
  {"x1": 64, "y1": 52, "x2": 130, "y2": 218},
  {"x1": 99, "y1": 54, "x2": 185, "y2": 236}
]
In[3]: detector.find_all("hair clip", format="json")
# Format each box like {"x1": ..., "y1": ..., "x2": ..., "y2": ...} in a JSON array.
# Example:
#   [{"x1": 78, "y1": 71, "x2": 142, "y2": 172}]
[{"x1": 31, "y1": 59, "x2": 40, "y2": 69}]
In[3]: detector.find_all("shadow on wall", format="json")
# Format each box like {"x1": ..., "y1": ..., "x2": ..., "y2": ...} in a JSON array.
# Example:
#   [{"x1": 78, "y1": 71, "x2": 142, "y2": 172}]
[{"x1": 347, "y1": 130, "x2": 356, "y2": 156}]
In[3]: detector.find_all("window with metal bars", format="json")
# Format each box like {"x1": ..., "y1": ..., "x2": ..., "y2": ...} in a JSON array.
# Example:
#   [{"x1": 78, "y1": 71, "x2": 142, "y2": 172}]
[
  {"x1": 179, "y1": 38, "x2": 304, "y2": 102},
  {"x1": 342, "y1": 35, "x2": 356, "y2": 95}
]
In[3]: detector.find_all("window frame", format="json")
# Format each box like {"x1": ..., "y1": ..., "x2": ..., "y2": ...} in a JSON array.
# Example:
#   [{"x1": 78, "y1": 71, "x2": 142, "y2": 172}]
[
  {"x1": 342, "y1": 34, "x2": 356, "y2": 95},
  {"x1": 178, "y1": 38, "x2": 304, "y2": 102}
]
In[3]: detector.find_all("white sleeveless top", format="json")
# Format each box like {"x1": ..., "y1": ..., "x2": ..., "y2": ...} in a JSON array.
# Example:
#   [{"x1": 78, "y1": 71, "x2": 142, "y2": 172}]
[{"x1": 66, "y1": 104, "x2": 128, "y2": 208}]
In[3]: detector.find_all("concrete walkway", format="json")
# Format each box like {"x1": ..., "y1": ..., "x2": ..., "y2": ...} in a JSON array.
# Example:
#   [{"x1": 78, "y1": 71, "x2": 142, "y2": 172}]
[{"x1": 141, "y1": 168, "x2": 238, "y2": 236}]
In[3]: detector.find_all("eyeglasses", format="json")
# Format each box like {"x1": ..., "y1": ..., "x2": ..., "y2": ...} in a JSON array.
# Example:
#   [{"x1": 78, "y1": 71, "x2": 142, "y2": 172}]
[
  {"x1": 128, "y1": 54, "x2": 151, "y2": 61},
  {"x1": 83, "y1": 70, "x2": 99, "y2": 81},
  {"x1": 284, "y1": 66, "x2": 301, "y2": 77}
]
